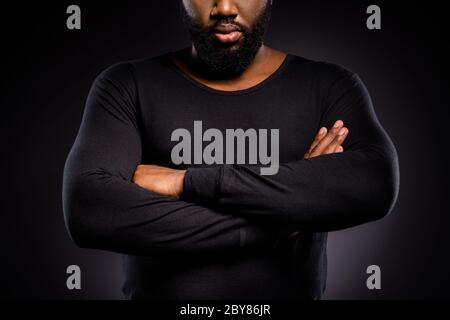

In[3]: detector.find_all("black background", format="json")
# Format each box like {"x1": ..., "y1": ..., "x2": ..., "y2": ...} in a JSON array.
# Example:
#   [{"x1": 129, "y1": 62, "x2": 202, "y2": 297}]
[{"x1": 1, "y1": 1, "x2": 449, "y2": 299}]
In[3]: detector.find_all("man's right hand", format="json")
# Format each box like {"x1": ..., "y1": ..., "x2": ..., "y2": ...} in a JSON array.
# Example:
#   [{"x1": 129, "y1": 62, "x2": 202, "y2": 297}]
[
  {"x1": 304, "y1": 120, "x2": 349, "y2": 159},
  {"x1": 287, "y1": 120, "x2": 349, "y2": 238}
]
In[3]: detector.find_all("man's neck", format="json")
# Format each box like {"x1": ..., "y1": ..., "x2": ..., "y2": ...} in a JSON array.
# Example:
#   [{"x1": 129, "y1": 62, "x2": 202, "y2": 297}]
[{"x1": 171, "y1": 45, "x2": 287, "y2": 92}]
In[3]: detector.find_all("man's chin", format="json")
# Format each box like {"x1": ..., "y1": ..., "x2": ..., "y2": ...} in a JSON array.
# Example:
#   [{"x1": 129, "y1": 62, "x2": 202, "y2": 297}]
[
  {"x1": 191, "y1": 36, "x2": 260, "y2": 78},
  {"x1": 198, "y1": 57, "x2": 248, "y2": 78},
  {"x1": 212, "y1": 38, "x2": 245, "y2": 51},
  {"x1": 216, "y1": 46, "x2": 243, "y2": 56}
]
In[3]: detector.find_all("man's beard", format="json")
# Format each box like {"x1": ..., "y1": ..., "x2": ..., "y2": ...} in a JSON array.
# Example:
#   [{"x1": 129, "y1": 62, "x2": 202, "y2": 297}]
[{"x1": 181, "y1": 3, "x2": 272, "y2": 78}]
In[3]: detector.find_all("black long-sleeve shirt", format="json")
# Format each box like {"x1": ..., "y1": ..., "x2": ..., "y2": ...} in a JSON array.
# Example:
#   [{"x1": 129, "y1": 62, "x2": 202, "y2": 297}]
[{"x1": 62, "y1": 52, "x2": 399, "y2": 299}]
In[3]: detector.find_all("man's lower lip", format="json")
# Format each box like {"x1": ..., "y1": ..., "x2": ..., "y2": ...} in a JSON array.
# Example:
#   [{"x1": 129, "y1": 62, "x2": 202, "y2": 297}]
[{"x1": 214, "y1": 31, "x2": 242, "y2": 43}]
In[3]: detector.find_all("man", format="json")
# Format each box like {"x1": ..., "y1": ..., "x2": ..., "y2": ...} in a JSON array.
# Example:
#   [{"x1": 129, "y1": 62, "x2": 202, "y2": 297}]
[{"x1": 62, "y1": 0, "x2": 399, "y2": 299}]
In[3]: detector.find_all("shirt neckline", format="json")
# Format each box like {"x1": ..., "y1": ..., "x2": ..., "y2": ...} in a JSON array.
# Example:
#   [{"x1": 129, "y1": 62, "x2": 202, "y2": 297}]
[{"x1": 165, "y1": 52, "x2": 293, "y2": 96}]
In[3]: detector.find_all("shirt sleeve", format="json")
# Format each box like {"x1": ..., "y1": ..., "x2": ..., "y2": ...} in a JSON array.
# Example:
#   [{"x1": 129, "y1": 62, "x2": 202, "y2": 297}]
[
  {"x1": 62, "y1": 62, "x2": 282, "y2": 257},
  {"x1": 181, "y1": 63, "x2": 400, "y2": 232}
]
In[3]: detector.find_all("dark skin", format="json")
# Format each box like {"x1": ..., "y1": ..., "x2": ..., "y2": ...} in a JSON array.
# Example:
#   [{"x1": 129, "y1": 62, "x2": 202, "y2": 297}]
[
  {"x1": 132, "y1": 0, "x2": 349, "y2": 238},
  {"x1": 175, "y1": 0, "x2": 287, "y2": 91}
]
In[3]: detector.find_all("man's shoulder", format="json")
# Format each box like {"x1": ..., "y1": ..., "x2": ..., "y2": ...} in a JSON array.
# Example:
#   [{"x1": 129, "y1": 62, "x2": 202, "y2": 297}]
[
  {"x1": 94, "y1": 52, "x2": 173, "y2": 83},
  {"x1": 288, "y1": 54, "x2": 357, "y2": 80}
]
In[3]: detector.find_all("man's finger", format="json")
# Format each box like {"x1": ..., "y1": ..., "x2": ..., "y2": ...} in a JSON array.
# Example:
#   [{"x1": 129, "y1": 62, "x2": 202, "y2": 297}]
[
  {"x1": 304, "y1": 120, "x2": 343, "y2": 158},
  {"x1": 322, "y1": 127, "x2": 348, "y2": 154},
  {"x1": 304, "y1": 127, "x2": 327, "y2": 157},
  {"x1": 309, "y1": 121, "x2": 345, "y2": 157},
  {"x1": 309, "y1": 127, "x2": 327, "y2": 151}
]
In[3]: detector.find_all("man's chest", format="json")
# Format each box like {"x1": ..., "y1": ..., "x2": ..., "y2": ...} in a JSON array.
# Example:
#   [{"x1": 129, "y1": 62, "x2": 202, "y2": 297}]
[{"x1": 137, "y1": 89, "x2": 321, "y2": 168}]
